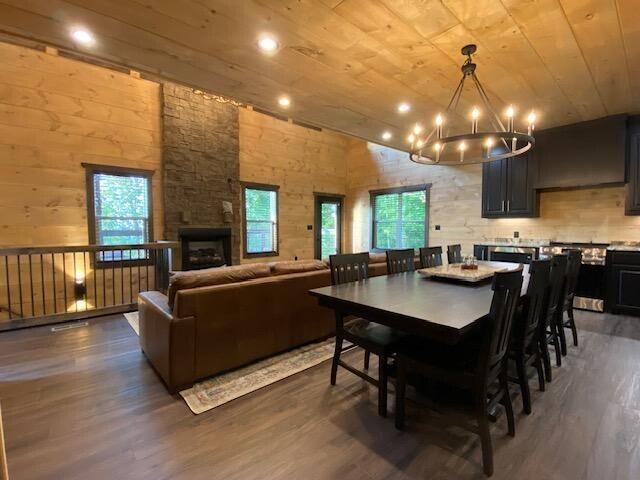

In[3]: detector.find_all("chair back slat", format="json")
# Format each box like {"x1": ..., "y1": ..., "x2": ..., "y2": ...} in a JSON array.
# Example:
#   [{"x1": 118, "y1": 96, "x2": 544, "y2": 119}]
[
  {"x1": 480, "y1": 268, "x2": 524, "y2": 381},
  {"x1": 563, "y1": 249, "x2": 582, "y2": 300},
  {"x1": 447, "y1": 244, "x2": 463, "y2": 264},
  {"x1": 540, "y1": 254, "x2": 568, "y2": 336},
  {"x1": 329, "y1": 253, "x2": 370, "y2": 285},
  {"x1": 419, "y1": 246, "x2": 443, "y2": 268},
  {"x1": 516, "y1": 260, "x2": 551, "y2": 351},
  {"x1": 386, "y1": 249, "x2": 415, "y2": 274}
]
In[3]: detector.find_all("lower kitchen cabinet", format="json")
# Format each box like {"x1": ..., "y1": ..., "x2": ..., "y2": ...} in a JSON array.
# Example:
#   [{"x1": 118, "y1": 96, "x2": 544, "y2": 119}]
[{"x1": 606, "y1": 250, "x2": 640, "y2": 316}]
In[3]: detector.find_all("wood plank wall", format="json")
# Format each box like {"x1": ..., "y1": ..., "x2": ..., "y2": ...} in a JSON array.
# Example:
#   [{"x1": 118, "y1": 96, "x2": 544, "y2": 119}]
[
  {"x1": 0, "y1": 42, "x2": 163, "y2": 247},
  {"x1": 345, "y1": 141, "x2": 640, "y2": 255},
  {"x1": 239, "y1": 109, "x2": 349, "y2": 262}
]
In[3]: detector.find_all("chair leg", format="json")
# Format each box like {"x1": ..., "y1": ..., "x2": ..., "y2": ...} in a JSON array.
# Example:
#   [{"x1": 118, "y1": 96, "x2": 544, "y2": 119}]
[
  {"x1": 535, "y1": 354, "x2": 545, "y2": 392},
  {"x1": 568, "y1": 305, "x2": 578, "y2": 347},
  {"x1": 540, "y1": 337, "x2": 553, "y2": 382},
  {"x1": 330, "y1": 335, "x2": 343, "y2": 386},
  {"x1": 516, "y1": 357, "x2": 531, "y2": 415},
  {"x1": 477, "y1": 407, "x2": 494, "y2": 477},
  {"x1": 394, "y1": 357, "x2": 407, "y2": 430},
  {"x1": 364, "y1": 350, "x2": 370, "y2": 370},
  {"x1": 501, "y1": 372, "x2": 515, "y2": 437},
  {"x1": 551, "y1": 323, "x2": 562, "y2": 367},
  {"x1": 557, "y1": 312, "x2": 568, "y2": 357},
  {"x1": 378, "y1": 354, "x2": 387, "y2": 417}
]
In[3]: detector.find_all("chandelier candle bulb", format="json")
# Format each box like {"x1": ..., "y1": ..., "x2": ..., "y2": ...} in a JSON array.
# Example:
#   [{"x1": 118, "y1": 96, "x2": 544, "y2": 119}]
[
  {"x1": 471, "y1": 107, "x2": 480, "y2": 134},
  {"x1": 506, "y1": 105, "x2": 515, "y2": 132},
  {"x1": 458, "y1": 141, "x2": 466, "y2": 162},
  {"x1": 527, "y1": 111, "x2": 537, "y2": 135},
  {"x1": 435, "y1": 114, "x2": 444, "y2": 139}
]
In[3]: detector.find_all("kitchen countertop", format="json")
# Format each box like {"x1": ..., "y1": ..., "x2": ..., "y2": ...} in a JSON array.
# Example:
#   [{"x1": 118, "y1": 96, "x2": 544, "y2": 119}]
[{"x1": 475, "y1": 239, "x2": 551, "y2": 248}]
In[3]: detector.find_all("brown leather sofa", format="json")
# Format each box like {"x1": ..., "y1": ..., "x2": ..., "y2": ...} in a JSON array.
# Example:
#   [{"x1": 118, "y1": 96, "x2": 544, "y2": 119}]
[{"x1": 138, "y1": 254, "x2": 393, "y2": 392}]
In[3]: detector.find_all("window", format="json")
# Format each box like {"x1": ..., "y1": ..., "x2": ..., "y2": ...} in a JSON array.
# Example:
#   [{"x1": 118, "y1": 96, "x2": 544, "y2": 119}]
[
  {"x1": 243, "y1": 183, "x2": 279, "y2": 257},
  {"x1": 84, "y1": 164, "x2": 154, "y2": 262},
  {"x1": 371, "y1": 185, "x2": 429, "y2": 250}
]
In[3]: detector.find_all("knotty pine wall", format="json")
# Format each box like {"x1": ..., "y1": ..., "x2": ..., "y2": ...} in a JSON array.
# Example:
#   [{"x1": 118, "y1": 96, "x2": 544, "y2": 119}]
[
  {"x1": 0, "y1": 42, "x2": 164, "y2": 246},
  {"x1": 0, "y1": 42, "x2": 163, "y2": 320},
  {"x1": 345, "y1": 141, "x2": 640, "y2": 255},
  {"x1": 239, "y1": 108, "x2": 349, "y2": 262}
]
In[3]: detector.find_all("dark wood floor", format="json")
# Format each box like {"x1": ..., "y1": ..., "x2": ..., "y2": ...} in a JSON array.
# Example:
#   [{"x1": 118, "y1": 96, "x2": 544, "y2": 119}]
[{"x1": 1, "y1": 311, "x2": 639, "y2": 479}]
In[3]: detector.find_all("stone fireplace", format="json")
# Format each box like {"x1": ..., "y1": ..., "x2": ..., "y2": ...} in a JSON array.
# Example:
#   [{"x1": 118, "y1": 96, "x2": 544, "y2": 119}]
[{"x1": 179, "y1": 227, "x2": 232, "y2": 270}]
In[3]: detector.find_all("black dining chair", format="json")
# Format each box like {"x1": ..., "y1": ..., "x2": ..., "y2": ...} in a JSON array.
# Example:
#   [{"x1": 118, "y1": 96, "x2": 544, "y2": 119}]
[
  {"x1": 447, "y1": 244, "x2": 463, "y2": 264},
  {"x1": 395, "y1": 267, "x2": 523, "y2": 477},
  {"x1": 540, "y1": 254, "x2": 568, "y2": 374},
  {"x1": 386, "y1": 249, "x2": 415, "y2": 273},
  {"x1": 419, "y1": 246, "x2": 443, "y2": 268},
  {"x1": 557, "y1": 249, "x2": 582, "y2": 355},
  {"x1": 328, "y1": 252, "x2": 402, "y2": 417},
  {"x1": 507, "y1": 259, "x2": 550, "y2": 414}
]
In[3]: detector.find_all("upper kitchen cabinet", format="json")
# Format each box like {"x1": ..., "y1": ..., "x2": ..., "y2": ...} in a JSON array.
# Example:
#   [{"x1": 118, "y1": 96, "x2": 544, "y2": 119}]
[
  {"x1": 534, "y1": 115, "x2": 627, "y2": 190},
  {"x1": 626, "y1": 117, "x2": 640, "y2": 215},
  {"x1": 482, "y1": 151, "x2": 538, "y2": 218}
]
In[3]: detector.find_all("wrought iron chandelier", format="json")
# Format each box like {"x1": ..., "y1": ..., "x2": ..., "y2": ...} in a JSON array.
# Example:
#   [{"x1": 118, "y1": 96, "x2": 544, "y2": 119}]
[{"x1": 408, "y1": 44, "x2": 536, "y2": 166}]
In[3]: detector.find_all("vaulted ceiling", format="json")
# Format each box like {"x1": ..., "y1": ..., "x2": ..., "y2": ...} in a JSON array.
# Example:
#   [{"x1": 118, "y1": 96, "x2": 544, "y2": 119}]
[{"x1": 0, "y1": 0, "x2": 638, "y2": 150}]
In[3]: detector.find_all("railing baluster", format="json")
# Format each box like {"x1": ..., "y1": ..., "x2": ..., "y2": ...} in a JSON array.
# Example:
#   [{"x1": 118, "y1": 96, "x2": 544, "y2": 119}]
[
  {"x1": 62, "y1": 253, "x2": 68, "y2": 313},
  {"x1": 52, "y1": 253, "x2": 57, "y2": 314},
  {"x1": 111, "y1": 250, "x2": 116, "y2": 307},
  {"x1": 40, "y1": 254, "x2": 45, "y2": 316},
  {"x1": 129, "y1": 249, "x2": 134, "y2": 304},
  {"x1": 3, "y1": 256, "x2": 11, "y2": 321},
  {"x1": 120, "y1": 249, "x2": 124, "y2": 305},
  {"x1": 137, "y1": 249, "x2": 141, "y2": 298},
  {"x1": 16, "y1": 255, "x2": 23, "y2": 318},
  {"x1": 83, "y1": 251, "x2": 89, "y2": 311},
  {"x1": 73, "y1": 252, "x2": 78, "y2": 313},
  {"x1": 28, "y1": 255, "x2": 34, "y2": 318}
]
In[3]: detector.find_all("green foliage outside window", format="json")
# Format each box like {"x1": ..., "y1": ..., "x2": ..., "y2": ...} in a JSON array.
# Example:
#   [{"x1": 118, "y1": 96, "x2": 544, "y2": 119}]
[
  {"x1": 320, "y1": 203, "x2": 339, "y2": 259},
  {"x1": 245, "y1": 187, "x2": 278, "y2": 254},
  {"x1": 93, "y1": 173, "x2": 150, "y2": 261},
  {"x1": 373, "y1": 189, "x2": 426, "y2": 249}
]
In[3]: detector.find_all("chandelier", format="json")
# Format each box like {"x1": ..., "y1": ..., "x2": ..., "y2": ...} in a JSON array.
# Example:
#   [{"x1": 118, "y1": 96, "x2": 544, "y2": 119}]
[{"x1": 408, "y1": 44, "x2": 536, "y2": 165}]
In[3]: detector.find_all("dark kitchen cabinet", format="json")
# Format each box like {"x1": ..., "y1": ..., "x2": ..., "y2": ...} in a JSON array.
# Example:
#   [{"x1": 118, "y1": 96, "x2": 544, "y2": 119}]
[
  {"x1": 626, "y1": 118, "x2": 640, "y2": 215},
  {"x1": 474, "y1": 245, "x2": 489, "y2": 261},
  {"x1": 482, "y1": 152, "x2": 538, "y2": 218},
  {"x1": 605, "y1": 250, "x2": 640, "y2": 316}
]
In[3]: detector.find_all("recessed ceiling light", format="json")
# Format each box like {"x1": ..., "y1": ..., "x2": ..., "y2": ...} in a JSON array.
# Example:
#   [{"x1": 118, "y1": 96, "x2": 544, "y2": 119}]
[
  {"x1": 70, "y1": 28, "x2": 95, "y2": 46},
  {"x1": 278, "y1": 96, "x2": 291, "y2": 108},
  {"x1": 397, "y1": 102, "x2": 411, "y2": 114},
  {"x1": 381, "y1": 131, "x2": 392, "y2": 141},
  {"x1": 258, "y1": 35, "x2": 279, "y2": 53}
]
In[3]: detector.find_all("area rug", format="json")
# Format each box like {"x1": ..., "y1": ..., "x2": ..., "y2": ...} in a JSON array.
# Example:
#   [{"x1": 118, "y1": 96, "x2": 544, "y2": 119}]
[
  {"x1": 180, "y1": 339, "x2": 335, "y2": 414},
  {"x1": 122, "y1": 311, "x2": 335, "y2": 415},
  {"x1": 123, "y1": 311, "x2": 139, "y2": 335}
]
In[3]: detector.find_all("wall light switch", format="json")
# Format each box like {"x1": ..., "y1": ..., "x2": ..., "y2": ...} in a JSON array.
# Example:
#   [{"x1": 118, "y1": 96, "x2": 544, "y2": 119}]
[
  {"x1": 307, "y1": 225, "x2": 313, "y2": 230},
  {"x1": 514, "y1": 231, "x2": 520, "y2": 238},
  {"x1": 435, "y1": 225, "x2": 441, "y2": 231}
]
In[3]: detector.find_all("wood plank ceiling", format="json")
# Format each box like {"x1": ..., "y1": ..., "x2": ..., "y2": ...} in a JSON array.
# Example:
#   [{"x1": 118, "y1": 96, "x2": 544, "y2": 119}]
[{"x1": 0, "y1": 0, "x2": 637, "y2": 151}]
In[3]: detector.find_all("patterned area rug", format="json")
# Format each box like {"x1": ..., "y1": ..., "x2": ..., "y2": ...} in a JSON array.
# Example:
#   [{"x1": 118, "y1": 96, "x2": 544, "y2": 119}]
[{"x1": 123, "y1": 311, "x2": 335, "y2": 415}]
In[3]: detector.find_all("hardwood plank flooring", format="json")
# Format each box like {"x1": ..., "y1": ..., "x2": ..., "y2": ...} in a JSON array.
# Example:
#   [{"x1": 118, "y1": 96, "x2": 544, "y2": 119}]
[{"x1": 0, "y1": 311, "x2": 639, "y2": 479}]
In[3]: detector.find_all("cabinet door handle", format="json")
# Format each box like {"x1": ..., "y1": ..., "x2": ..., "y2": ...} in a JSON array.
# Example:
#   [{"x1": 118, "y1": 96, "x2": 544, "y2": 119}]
[
  {"x1": 507, "y1": 200, "x2": 510, "y2": 211},
  {"x1": 502, "y1": 200, "x2": 505, "y2": 212}
]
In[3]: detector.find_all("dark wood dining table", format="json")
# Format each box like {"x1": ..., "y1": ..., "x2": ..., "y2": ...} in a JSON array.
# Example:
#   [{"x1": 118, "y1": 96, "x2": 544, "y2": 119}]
[{"x1": 309, "y1": 261, "x2": 529, "y2": 345}]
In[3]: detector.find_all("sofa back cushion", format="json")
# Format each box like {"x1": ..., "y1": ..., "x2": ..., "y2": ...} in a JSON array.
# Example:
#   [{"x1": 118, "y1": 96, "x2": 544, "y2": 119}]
[
  {"x1": 168, "y1": 263, "x2": 271, "y2": 308},
  {"x1": 270, "y1": 259, "x2": 328, "y2": 276}
]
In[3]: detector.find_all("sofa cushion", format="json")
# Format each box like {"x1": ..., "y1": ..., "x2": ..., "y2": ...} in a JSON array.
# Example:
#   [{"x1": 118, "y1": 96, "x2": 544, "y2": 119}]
[
  {"x1": 168, "y1": 263, "x2": 271, "y2": 308},
  {"x1": 270, "y1": 259, "x2": 328, "y2": 276},
  {"x1": 368, "y1": 252, "x2": 386, "y2": 264}
]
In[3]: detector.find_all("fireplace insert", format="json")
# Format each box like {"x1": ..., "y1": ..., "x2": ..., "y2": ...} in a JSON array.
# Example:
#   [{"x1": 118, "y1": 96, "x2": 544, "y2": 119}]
[{"x1": 178, "y1": 227, "x2": 232, "y2": 270}]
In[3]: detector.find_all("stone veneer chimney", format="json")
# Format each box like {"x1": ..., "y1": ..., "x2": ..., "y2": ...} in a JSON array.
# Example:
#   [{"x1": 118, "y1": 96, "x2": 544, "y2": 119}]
[{"x1": 161, "y1": 82, "x2": 241, "y2": 265}]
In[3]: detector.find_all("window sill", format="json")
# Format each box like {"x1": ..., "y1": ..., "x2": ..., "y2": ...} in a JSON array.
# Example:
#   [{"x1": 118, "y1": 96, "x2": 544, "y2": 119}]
[{"x1": 243, "y1": 251, "x2": 279, "y2": 259}]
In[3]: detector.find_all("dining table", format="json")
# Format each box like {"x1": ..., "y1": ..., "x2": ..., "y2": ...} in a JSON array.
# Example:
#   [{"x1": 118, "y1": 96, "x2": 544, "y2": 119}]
[{"x1": 309, "y1": 261, "x2": 529, "y2": 345}]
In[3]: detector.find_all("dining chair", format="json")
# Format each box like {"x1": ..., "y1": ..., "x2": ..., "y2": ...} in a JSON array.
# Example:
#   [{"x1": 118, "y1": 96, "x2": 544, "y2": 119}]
[
  {"x1": 447, "y1": 244, "x2": 463, "y2": 264},
  {"x1": 386, "y1": 249, "x2": 415, "y2": 273},
  {"x1": 395, "y1": 267, "x2": 523, "y2": 477},
  {"x1": 328, "y1": 252, "x2": 402, "y2": 417},
  {"x1": 419, "y1": 246, "x2": 443, "y2": 268},
  {"x1": 557, "y1": 249, "x2": 582, "y2": 355},
  {"x1": 507, "y1": 259, "x2": 550, "y2": 414},
  {"x1": 540, "y1": 254, "x2": 568, "y2": 375}
]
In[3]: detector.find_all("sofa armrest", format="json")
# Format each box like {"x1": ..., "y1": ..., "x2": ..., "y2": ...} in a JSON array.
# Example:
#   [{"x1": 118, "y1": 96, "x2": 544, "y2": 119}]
[{"x1": 138, "y1": 291, "x2": 196, "y2": 393}]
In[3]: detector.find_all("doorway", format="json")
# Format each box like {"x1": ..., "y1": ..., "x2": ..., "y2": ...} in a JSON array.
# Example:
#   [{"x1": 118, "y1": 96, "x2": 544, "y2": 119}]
[{"x1": 314, "y1": 195, "x2": 343, "y2": 260}]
